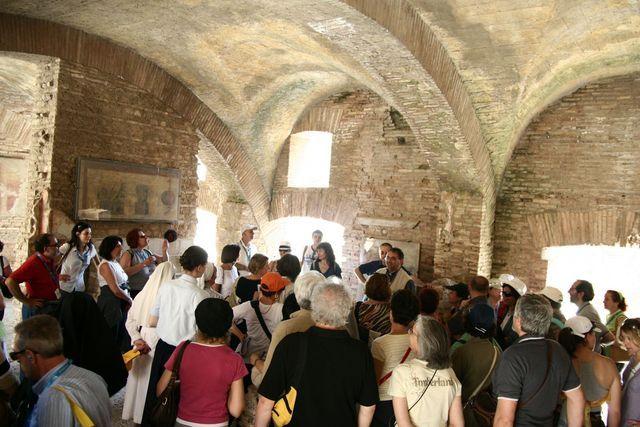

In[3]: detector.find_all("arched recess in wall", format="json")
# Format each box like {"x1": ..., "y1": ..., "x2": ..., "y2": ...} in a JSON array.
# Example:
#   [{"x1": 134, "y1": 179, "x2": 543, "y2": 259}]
[
  {"x1": 0, "y1": 13, "x2": 270, "y2": 225},
  {"x1": 339, "y1": 1, "x2": 496, "y2": 276},
  {"x1": 492, "y1": 73, "x2": 640, "y2": 289},
  {"x1": 271, "y1": 89, "x2": 449, "y2": 283}
]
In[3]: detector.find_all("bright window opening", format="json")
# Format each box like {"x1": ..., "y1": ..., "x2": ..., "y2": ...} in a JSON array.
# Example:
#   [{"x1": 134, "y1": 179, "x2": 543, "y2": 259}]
[
  {"x1": 194, "y1": 208, "x2": 217, "y2": 262},
  {"x1": 262, "y1": 216, "x2": 344, "y2": 263},
  {"x1": 543, "y1": 245, "x2": 640, "y2": 320},
  {"x1": 287, "y1": 131, "x2": 333, "y2": 188},
  {"x1": 196, "y1": 156, "x2": 207, "y2": 182}
]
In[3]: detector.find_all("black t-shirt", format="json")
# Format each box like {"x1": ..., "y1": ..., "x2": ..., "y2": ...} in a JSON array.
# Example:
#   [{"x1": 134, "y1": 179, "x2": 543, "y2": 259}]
[
  {"x1": 235, "y1": 277, "x2": 260, "y2": 303},
  {"x1": 258, "y1": 327, "x2": 378, "y2": 426},
  {"x1": 492, "y1": 336, "x2": 581, "y2": 426},
  {"x1": 311, "y1": 261, "x2": 342, "y2": 278}
]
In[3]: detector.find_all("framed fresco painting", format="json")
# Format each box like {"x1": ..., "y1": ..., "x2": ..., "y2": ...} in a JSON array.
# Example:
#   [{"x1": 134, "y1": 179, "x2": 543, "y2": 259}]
[
  {"x1": 75, "y1": 158, "x2": 180, "y2": 222},
  {"x1": 0, "y1": 156, "x2": 28, "y2": 217}
]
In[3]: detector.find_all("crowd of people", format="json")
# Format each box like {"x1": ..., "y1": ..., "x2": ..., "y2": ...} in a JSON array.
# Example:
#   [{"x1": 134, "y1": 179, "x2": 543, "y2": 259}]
[{"x1": 0, "y1": 225, "x2": 638, "y2": 427}]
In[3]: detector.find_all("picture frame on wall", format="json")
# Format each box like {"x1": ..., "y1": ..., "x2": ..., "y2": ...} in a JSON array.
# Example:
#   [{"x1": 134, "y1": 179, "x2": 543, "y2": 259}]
[{"x1": 75, "y1": 158, "x2": 181, "y2": 222}]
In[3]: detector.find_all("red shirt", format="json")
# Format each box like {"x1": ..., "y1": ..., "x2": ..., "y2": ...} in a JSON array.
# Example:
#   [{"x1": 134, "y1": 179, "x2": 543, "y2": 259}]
[
  {"x1": 165, "y1": 341, "x2": 247, "y2": 424},
  {"x1": 9, "y1": 253, "x2": 59, "y2": 301}
]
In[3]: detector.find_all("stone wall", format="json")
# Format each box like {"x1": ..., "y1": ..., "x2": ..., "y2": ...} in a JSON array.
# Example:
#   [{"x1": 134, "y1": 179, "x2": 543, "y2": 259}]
[
  {"x1": 493, "y1": 73, "x2": 640, "y2": 289},
  {"x1": 271, "y1": 90, "x2": 483, "y2": 291},
  {"x1": 49, "y1": 60, "x2": 200, "y2": 243},
  {"x1": 0, "y1": 54, "x2": 59, "y2": 266}
]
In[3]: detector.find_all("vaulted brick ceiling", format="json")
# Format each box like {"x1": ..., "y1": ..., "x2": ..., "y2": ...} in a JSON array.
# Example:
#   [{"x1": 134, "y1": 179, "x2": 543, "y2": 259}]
[{"x1": 1, "y1": 0, "x2": 638, "y2": 199}]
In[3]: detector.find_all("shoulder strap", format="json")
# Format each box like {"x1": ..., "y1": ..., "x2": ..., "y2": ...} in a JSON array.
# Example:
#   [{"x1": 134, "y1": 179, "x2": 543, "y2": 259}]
[
  {"x1": 251, "y1": 300, "x2": 272, "y2": 340},
  {"x1": 378, "y1": 347, "x2": 412, "y2": 385},
  {"x1": 52, "y1": 385, "x2": 95, "y2": 427},
  {"x1": 0, "y1": 255, "x2": 4, "y2": 272},
  {"x1": 467, "y1": 344, "x2": 498, "y2": 402},
  {"x1": 518, "y1": 340, "x2": 552, "y2": 408},
  {"x1": 56, "y1": 245, "x2": 73, "y2": 273},
  {"x1": 291, "y1": 333, "x2": 309, "y2": 388},
  {"x1": 172, "y1": 340, "x2": 191, "y2": 378}
]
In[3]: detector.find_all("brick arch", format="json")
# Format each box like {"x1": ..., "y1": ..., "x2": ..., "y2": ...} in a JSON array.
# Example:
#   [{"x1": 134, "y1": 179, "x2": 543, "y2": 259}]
[
  {"x1": 505, "y1": 65, "x2": 640, "y2": 186},
  {"x1": 0, "y1": 13, "x2": 270, "y2": 224},
  {"x1": 340, "y1": 0, "x2": 497, "y2": 276}
]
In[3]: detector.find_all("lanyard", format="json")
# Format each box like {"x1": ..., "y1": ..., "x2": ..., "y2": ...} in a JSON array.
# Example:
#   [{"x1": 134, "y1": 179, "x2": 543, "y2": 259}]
[
  {"x1": 27, "y1": 360, "x2": 72, "y2": 427},
  {"x1": 35, "y1": 252, "x2": 59, "y2": 286}
]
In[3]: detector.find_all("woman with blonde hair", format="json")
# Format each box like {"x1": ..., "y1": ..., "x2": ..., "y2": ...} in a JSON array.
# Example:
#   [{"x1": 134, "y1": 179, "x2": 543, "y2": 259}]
[{"x1": 122, "y1": 261, "x2": 175, "y2": 425}]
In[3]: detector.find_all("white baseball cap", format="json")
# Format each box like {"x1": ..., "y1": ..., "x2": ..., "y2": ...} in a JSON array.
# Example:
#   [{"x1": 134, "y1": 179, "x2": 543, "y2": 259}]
[
  {"x1": 242, "y1": 224, "x2": 258, "y2": 232},
  {"x1": 565, "y1": 316, "x2": 601, "y2": 338},
  {"x1": 499, "y1": 274, "x2": 527, "y2": 296},
  {"x1": 536, "y1": 286, "x2": 563, "y2": 304}
]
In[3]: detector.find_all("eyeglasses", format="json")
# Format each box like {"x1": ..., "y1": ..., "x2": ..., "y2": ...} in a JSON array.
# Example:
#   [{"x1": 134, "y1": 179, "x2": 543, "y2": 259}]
[
  {"x1": 47, "y1": 242, "x2": 60, "y2": 248},
  {"x1": 501, "y1": 292, "x2": 515, "y2": 298},
  {"x1": 9, "y1": 348, "x2": 29, "y2": 361}
]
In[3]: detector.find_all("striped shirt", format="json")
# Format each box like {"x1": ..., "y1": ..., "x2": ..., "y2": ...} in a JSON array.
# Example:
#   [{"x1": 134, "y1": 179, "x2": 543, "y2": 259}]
[
  {"x1": 356, "y1": 302, "x2": 391, "y2": 335},
  {"x1": 32, "y1": 360, "x2": 111, "y2": 426},
  {"x1": 371, "y1": 333, "x2": 414, "y2": 400}
]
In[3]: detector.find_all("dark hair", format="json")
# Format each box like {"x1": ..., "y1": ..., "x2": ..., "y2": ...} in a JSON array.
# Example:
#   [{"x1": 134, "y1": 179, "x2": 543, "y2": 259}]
[
  {"x1": 380, "y1": 242, "x2": 392, "y2": 250},
  {"x1": 390, "y1": 289, "x2": 420, "y2": 327},
  {"x1": 558, "y1": 327, "x2": 586, "y2": 357},
  {"x1": 195, "y1": 298, "x2": 233, "y2": 338},
  {"x1": 365, "y1": 273, "x2": 391, "y2": 301},
  {"x1": 464, "y1": 307, "x2": 496, "y2": 339},
  {"x1": 180, "y1": 246, "x2": 208, "y2": 271},
  {"x1": 575, "y1": 280, "x2": 594, "y2": 302},
  {"x1": 98, "y1": 235, "x2": 123, "y2": 260},
  {"x1": 125, "y1": 228, "x2": 144, "y2": 249},
  {"x1": 606, "y1": 290, "x2": 627, "y2": 312},
  {"x1": 469, "y1": 276, "x2": 489, "y2": 293},
  {"x1": 503, "y1": 284, "x2": 521, "y2": 300},
  {"x1": 68, "y1": 221, "x2": 93, "y2": 251},
  {"x1": 276, "y1": 254, "x2": 301, "y2": 282},
  {"x1": 388, "y1": 247, "x2": 404, "y2": 260},
  {"x1": 0, "y1": 240, "x2": 4, "y2": 252},
  {"x1": 419, "y1": 286, "x2": 440, "y2": 315},
  {"x1": 34, "y1": 233, "x2": 55, "y2": 253},
  {"x1": 164, "y1": 229, "x2": 178, "y2": 243},
  {"x1": 316, "y1": 242, "x2": 336, "y2": 266},
  {"x1": 221, "y1": 244, "x2": 240, "y2": 264}
]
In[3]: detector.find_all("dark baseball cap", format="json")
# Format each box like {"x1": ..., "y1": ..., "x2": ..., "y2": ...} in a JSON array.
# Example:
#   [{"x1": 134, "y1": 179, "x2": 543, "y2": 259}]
[{"x1": 445, "y1": 283, "x2": 469, "y2": 299}]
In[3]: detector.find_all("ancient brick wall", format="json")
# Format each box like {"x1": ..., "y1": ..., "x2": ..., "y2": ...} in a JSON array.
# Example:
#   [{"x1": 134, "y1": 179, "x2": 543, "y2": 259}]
[
  {"x1": 0, "y1": 54, "x2": 59, "y2": 266},
  {"x1": 271, "y1": 90, "x2": 483, "y2": 291},
  {"x1": 493, "y1": 73, "x2": 640, "y2": 289},
  {"x1": 50, "y1": 60, "x2": 199, "y2": 243}
]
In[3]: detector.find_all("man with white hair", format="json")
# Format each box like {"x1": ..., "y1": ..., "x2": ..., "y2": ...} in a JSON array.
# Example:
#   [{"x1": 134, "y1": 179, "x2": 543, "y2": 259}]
[
  {"x1": 255, "y1": 282, "x2": 378, "y2": 426},
  {"x1": 250, "y1": 271, "x2": 325, "y2": 387}
]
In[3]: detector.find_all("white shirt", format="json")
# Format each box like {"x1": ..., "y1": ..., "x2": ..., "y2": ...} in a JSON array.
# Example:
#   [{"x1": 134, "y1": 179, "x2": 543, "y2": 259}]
[
  {"x1": 237, "y1": 240, "x2": 256, "y2": 277},
  {"x1": 151, "y1": 274, "x2": 208, "y2": 346},
  {"x1": 215, "y1": 265, "x2": 238, "y2": 298},
  {"x1": 233, "y1": 300, "x2": 283, "y2": 360},
  {"x1": 97, "y1": 260, "x2": 128, "y2": 288},
  {"x1": 389, "y1": 359, "x2": 461, "y2": 427},
  {"x1": 59, "y1": 243, "x2": 97, "y2": 292}
]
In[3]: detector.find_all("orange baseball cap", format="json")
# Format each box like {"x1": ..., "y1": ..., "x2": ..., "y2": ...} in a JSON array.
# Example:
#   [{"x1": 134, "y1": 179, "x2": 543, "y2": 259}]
[{"x1": 260, "y1": 272, "x2": 288, "y2": 293}]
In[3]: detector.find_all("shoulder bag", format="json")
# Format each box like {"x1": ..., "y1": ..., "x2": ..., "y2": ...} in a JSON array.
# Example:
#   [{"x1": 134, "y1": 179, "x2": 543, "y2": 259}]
[
  {"x1": 463, "y1": 344, "x2": 499, "y2": 427},
  {"x1": 251, "y1": 300, "x2": 272, "y2": 341},
  {"x1": 272, "y1": 333, "x2": 309, "y2": 426},
  {"x1": 150, "y1": 340, "x2": 190, "y2": 427},
  {"x1": 378, "y1": 347, "x2": 411, "y2": 385},
  {"x1": 52, "y1": 386, "x2": 95, "y2": 427}
]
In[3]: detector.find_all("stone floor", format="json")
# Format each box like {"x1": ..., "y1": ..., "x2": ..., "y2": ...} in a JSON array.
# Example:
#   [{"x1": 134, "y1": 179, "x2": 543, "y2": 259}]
[{"x1": 2, "y1": 298, "x2": 257, "y2": 426}]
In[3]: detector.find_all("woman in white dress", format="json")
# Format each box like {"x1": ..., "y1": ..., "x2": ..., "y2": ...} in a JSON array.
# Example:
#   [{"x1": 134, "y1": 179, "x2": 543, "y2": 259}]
[{"x1": 122, "y1": 261, "x2": 175, "y2": 425}]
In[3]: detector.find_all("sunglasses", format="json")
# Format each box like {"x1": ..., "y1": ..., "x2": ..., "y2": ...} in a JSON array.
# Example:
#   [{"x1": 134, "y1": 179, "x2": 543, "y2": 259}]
[
  {"x1": 9, "y1": 348, "x2": 30, "y2": 361},
  {"x1": 501, "y1": 292, "x2": 515, "y2": 298}
]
